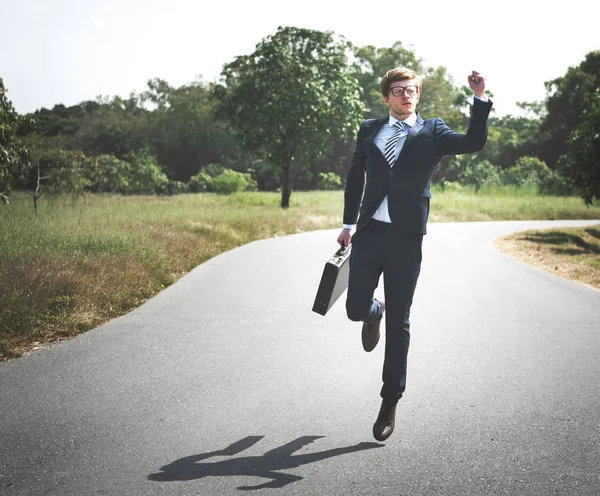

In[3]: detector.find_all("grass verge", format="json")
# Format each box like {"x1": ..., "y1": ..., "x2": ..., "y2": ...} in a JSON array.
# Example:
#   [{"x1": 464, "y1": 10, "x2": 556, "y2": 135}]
[
  {"x1": 1, "y1": 189, "x2": 599, "y2": 360},
  {"x1": 493, "y1": 224, "x2": 600, "y2": 291}
]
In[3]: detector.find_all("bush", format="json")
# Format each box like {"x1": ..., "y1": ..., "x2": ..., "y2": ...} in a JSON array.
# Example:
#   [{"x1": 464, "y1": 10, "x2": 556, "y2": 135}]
[
  {"x1": 212, "y1": 169, "x2": 257, "y2": 195},
  {"x1": 440, "y1": 181, "x2": 464, "y2": 192},
  {"x1": 125, "y1": 146, "x2": 168, "y2": 194},
  {"x1": 204, "y1": 163, "x2": 226, "y2": 178},
  {"x1": 460, "y1": 160, "x2": 503, "y2": 192},
  {"x1": 157, "y1": 180, "x2": 189, "y2": 195},
  {"x1": 94, "y1": 154, "x2": 132, "y2": 193},
  {"x1": 188, "y1": 171, "x2": 212, "y2": 192},
  {"x1": 504, "y1": 156, "x2": 553, "y2": 187},
  {"x1": 188, "y1": 164, "x2": 257, "y2": 194},
  {"x1": 317, "y1": 172, "x2": 342, "y2": 190}
]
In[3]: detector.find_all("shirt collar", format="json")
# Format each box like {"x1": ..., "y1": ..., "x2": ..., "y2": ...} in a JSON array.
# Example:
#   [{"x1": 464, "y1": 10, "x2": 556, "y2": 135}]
[{"x1": 388, "y1": 112, "x2": 417, "y2": 128}]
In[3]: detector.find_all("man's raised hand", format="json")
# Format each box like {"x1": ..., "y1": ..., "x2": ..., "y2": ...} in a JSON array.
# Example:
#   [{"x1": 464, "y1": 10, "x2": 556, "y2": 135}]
[{"x1": 468, "y1": 70, "x2": 486, "y2": 98}]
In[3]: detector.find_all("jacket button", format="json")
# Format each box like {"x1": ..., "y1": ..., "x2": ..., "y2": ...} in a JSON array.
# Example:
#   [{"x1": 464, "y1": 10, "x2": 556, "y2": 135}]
[{"x1": 389, "y1": 170, "x2": 394, "y2": 176}]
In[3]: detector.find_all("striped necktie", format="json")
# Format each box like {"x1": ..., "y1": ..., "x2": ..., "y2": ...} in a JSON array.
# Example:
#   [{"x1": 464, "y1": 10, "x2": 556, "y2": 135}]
[{"x1": 384, "y1": 121, "x2": 407, "y2": 166}]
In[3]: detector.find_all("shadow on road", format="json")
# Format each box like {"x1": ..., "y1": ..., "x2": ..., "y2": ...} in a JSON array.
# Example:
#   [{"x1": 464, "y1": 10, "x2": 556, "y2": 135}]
[{"x1": 148, "y1": 435, "x2": 384, "y2": 490}]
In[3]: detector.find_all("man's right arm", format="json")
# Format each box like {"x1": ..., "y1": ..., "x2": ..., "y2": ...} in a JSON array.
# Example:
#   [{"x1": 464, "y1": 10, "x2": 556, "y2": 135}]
[{"x1": 337, "y1": 123, "x2": 366, "y2": 246}]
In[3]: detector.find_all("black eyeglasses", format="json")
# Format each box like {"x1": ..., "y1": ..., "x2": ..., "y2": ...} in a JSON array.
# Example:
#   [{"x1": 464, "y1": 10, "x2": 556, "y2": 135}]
[{"x1": 389, "y1": 85, "x2": 419, "y2": 97}]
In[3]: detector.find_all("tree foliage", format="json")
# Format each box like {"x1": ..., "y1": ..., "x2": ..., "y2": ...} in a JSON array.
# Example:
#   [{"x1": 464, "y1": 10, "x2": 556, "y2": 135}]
[
  {"x1": 539, "y1": 51, "x2": 600, "y2": 168},
  {"x1": 352, "y1": 41, "x2": 423, "y2": 118},
  {"x1": 212, "y1": 26, "x2": 365, "y2": 207},
  {"x1": 143, "y1": 78, "x2": 238, "y2": 181},
  {"x1": 46, "y1": 150, "x2": 97, "y2": 201},
  {"x1": 460, "y1": 160, "x2": 503, "y2": 192},
  {"x1": 0, "y1": 78, "x2": 28, "y2": 203},
  {"x1": 123, "y1": 146, "x2": 168, "y2": 194},
  {"x1": 504, "y1": 156, "x2": 553, "y2": 187},
  {"x1": 558, "y1": 88, "x2": 600, "y2": 205},
  {"x1": 6, "y1": 37, "x2": 598, "y2": 202}
]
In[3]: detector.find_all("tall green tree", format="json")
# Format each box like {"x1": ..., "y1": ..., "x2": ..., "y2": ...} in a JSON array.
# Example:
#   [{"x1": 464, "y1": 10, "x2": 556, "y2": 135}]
[
  {"x1": 124, "y1": 146, "x2": 168, "y2": 194},
  {"x1": 0, "y1": 77, "x2": 27, "y2": 203},
  {"x1": 143, "y1": 78, "x2": 238, "y2": 181},
  {"x1": 352, "y1": 41, "x2": 423, "y2": 118},
  {"x1": 539, "y1": 51, "x2": 600, "y2": 168},
  {"x1": 28, "y1": 96, "x2": 152, "y2": 160},
  {"x1": 212, "y1": 26, "x2": 365, "y2": 207},
  {"x1": 558, "y1": 88, "x2": 600, "y2": 205},
  {"x1": 47, "y1": 150, "x2": 97, "y2": 203},
  {"x1": 485, "y1": 109, "x2": 543, "y2": 168}
]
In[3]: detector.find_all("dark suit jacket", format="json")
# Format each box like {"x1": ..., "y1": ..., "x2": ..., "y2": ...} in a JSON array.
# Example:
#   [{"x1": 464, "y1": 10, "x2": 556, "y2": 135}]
[{"x1": 343, "y1": 98, "x2": 493, "y2": 234}]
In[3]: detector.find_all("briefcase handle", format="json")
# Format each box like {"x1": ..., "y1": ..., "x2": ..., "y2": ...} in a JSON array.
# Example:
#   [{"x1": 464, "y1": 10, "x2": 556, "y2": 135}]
[{"x1": 335, "y1": 244, "x2": 351, "y2": 258}]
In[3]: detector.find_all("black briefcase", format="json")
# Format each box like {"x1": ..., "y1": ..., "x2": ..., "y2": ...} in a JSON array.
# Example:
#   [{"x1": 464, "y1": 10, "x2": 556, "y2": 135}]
[{"x1": 312, "y1": 245, "x2": 352, "y2": 316}]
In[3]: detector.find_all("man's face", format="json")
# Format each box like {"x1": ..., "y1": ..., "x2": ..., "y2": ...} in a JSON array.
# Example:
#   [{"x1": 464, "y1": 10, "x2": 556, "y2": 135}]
[{"x1": 383, "y1": 80, "x2": 420, "y2": 119}]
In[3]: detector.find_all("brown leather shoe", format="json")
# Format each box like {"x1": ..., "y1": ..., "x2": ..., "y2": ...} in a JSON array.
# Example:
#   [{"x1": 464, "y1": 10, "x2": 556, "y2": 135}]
[
  {"x1": 373, "y1": 399, "x2": 397, "y2": 441},
  {"x1": 361, "y1": 299, "x2": 385, "y2": 352}
]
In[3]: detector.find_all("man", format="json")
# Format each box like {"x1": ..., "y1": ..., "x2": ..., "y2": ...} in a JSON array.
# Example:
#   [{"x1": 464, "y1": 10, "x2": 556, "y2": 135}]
[{"x1": 337, "y1": 67, "x2": 491, "y2": 441}]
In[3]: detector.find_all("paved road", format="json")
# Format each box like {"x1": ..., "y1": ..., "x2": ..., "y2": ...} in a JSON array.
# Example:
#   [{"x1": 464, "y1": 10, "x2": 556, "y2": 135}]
[{"x1": 1, "y1": 220, "x2": 599, "y2": 496}]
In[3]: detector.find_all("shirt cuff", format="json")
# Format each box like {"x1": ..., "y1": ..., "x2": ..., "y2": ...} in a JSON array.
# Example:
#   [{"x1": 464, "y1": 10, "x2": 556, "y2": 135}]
[
  {"x1": 474, "y1": 95, "x2": 489, "y2": 102},
  {"x1": 343, "y1": 224, "x2": 354, "y2": 230}
]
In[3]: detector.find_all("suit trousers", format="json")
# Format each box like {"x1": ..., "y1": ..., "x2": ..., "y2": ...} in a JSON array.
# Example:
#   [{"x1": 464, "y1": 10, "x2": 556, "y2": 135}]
[{"x1": 346, "y1": 220, "x2": 423, "y2": 403}]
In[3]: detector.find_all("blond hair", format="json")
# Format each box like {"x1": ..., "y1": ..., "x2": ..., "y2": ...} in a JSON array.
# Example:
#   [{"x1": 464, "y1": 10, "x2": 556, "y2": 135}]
[{"x1": 379, "y1": 67, "x2": 422, "y2": 96}]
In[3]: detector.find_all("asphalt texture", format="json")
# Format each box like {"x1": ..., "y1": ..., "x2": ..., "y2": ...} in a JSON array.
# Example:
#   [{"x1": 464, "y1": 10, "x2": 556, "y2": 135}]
[{"x1": 1, "y1": 220, "x2": 599, "y2": 496}]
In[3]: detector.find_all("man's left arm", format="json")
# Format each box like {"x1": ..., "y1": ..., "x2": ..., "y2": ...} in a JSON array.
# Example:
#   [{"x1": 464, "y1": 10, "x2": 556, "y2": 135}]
[{"x1": 437, "y1": 70, "x2": 493, "y2": 154}]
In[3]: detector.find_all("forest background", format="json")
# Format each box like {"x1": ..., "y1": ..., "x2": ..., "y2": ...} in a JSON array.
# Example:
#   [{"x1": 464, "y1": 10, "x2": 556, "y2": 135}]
[{"x1": 1, "y1": 28, "x2": 598, "y2": 208}]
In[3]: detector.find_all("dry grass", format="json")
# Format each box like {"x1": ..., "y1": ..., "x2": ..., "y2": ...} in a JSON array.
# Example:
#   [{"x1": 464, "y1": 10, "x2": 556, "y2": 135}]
[
  {"x1": 0, "y1": 191, "x2": 342, "y2": 360},
  {"x1": 0, "y1": 254, "x2": 159, "y2": 358},
  {"x1": 493, "y1": 224, "x2": 600, "y2": 291}
]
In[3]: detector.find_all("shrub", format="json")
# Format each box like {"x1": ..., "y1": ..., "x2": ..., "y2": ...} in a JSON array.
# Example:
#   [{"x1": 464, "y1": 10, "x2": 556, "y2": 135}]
[
  {"x1": 441, "y1": 181, "x2": 463, "y2": 192},
  {"x1": 504, "y1": 156, "x2": 553, "y2": 187},
  {"x1": 188, "y1": 171, "x2": 212, "y2": 192},
  {"x1": 212, "y1": 169, "x2": 257, "y2": 195},
  {"x1": 204, "y1": 163, "x2": 226, "y2": 178},
  {"x1": 317, "y1": 172, "x2": 342, "y2": 190},
  {"x1": 124, "y1": 146, "x2": 168, "y2": 194},
  {"x1": 460, "y1": 160, "x2": 503, "y2": 192},
  {"x1": 95, "y1": 154, "x2": 132, "y2": 193},
  {"x1": 157, "y1": 180, "x2": 189, "y2": 195}
]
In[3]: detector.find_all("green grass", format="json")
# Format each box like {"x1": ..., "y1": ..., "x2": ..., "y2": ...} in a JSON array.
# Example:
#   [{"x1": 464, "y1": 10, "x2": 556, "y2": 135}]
[
  {"x1": 1, "y1": 189, "x2": 599, "y2": 360},
  {"x1": 429, "y1": 185, "x2": 600, "y2": 222}
]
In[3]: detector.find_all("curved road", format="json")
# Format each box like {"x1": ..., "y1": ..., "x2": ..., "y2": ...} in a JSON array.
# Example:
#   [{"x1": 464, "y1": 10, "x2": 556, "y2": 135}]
[{"x1": 1, "y1": 220, "x2": 599, "y2": 495}]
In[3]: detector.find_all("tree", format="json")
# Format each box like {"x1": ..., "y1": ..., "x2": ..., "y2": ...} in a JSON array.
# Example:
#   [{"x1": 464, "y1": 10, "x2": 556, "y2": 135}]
[
  {"x1": 558, "y1": 88, "x2": 600, "y2": 205},
  {"x1": 47, "y1": 150, "x2": 97, "y2": 203},
  {"x1": 0, "y1": 77, "x2": 27, "y2": 203},
  {"x1": 352, "y1": 41, "x2": 423, "y2": 118},
  {"x1": 212, "y1": 26, "x2": 365, "y2": 207},
  {"x1": 16, "y1": 146, "x2": 54, "y2": 214},
  {"x1": 484, "y1": 112, "x2": 543, "y2": 168},
  {"x1": 143, "y1": 78, "x2": 238, "y2": 181},
  {"x1": 93, "y1": 154, "x2": 132, "y2": 193},
  {"x1": 124, "y1": 146, "x2": 168, "y2": 194},
  {"x1": 538, "y1": 51, "x2": 600, "y2": 168}
]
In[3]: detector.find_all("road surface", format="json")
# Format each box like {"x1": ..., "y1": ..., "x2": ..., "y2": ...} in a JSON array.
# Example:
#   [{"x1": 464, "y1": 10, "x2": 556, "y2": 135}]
[{"x1": 1, "y1": 220, "x2": 599, "y2": 495}]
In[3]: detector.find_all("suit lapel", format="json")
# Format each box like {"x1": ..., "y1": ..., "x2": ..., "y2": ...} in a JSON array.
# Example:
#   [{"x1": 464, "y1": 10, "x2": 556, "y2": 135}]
[
  {"x1": 364, "y1": 117, "x2": 387, "y2": 150},
  {"x1": 360, "y1": 117, "x2": 386, "y2": 167},
  {"x1": 395, "y1": 114, "x2": 424, "y2": 164},
  {"x1": 363, "y1": 114, "x2": 424, "y2": 166}
]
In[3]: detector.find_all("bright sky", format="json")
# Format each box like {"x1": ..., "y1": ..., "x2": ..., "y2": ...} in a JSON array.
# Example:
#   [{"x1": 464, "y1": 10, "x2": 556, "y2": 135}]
[{"x1": 1, "y1": 0, "x2": 598, "y2": 117}]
